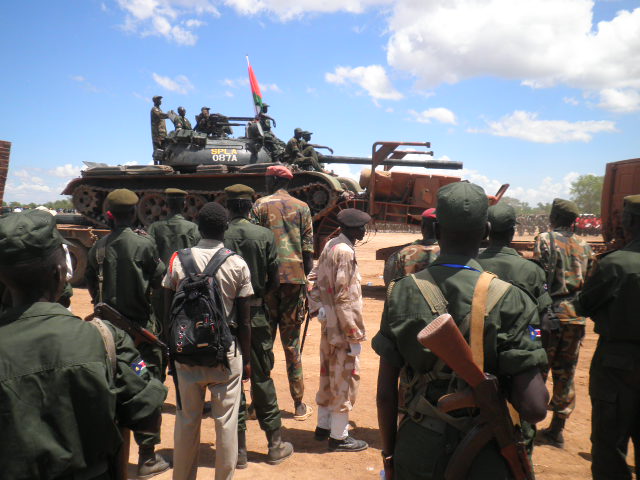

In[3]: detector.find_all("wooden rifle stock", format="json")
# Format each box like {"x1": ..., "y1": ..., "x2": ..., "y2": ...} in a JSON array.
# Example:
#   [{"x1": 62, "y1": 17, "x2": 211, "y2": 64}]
[
  {"x1": 94, "y1": 303, "x2": 168, "y2": 354},
  {"x1": 416, "y1": 314, "x2": 535, "y2": 480}
]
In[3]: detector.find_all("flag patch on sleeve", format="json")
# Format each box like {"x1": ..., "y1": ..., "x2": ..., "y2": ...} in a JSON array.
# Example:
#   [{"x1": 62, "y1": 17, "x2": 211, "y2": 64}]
[
  {"x1": 131, "y1": 359, "x2": 147, "y2": 376},
  {"x1": 528, "y1": 325, "x2": 541, "y2": 341}
]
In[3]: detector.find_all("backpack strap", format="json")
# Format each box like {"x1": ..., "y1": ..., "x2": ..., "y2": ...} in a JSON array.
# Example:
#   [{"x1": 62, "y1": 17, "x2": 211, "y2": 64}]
[
  {"x1": 89, "y1": 318, "x2": 117, "y2": 386},
  {"x1": 203, "y1": 248, "x2": 236, "y2": 277},
  {"x1": 411, "y1": 269, "x2": 448, "y2": 315},
  {"x1": 177, "y1": 248, "x2": 200, "y2": 276},
  {"x1": 96, "y1": 245, "x2": 106, "y2": 304}
]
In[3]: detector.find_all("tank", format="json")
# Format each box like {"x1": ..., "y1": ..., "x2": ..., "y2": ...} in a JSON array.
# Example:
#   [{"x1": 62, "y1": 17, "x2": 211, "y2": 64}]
[{"x1": 62, "y1": 119, "x2": 463, "y2": 247}]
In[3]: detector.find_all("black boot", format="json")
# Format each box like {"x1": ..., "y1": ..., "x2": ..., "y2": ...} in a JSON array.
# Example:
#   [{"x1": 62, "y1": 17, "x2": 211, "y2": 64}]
[
  {"x1": 328, "y1": 436, "x2": 368, "y2": 452},
  {"x1": 540, "y1": 414, "x2": 565, "y2": 448},
  {"x1": 266, "y1": 428, "x2": 294, "y2": 465},
  {"x1": 137, "y1": 446, "x2": 170, "y2": 478},
  {"x1": 237, "y1": 430, "x2": 248, "y2": 469}
]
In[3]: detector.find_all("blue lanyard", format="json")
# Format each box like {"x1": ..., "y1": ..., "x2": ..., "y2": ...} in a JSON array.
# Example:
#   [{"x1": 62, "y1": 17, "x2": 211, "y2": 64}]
[{"x1": 438, "y1": 263, "x2": 481, "y2": 273}]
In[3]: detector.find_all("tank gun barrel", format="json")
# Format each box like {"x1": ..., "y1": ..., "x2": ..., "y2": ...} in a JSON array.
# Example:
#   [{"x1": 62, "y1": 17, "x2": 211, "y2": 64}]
[
  {"x1": 226, "y1": 116, "x2": 257, "y2": 122},
  {"x1": 319, "y1": 155, "x2": 463, "y2": 170}
]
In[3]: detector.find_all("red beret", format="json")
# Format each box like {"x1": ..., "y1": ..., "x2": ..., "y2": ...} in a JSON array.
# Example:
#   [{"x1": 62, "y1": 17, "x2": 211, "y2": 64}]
[
  {"x1": 266, "y1": 165, "x2": 293, "y2": 180},
  {"x1": 422, "y1": 208, "x2": 436, "y2": 219}
]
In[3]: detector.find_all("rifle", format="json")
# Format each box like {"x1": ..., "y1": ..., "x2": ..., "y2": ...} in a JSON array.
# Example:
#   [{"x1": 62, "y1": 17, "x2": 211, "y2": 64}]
[
  {"x1": 93, "y1": 302, "x2": 169, "y2": 355},
  {"x1": 416, "y1": 314, "x2": 535, "y2": 480}
]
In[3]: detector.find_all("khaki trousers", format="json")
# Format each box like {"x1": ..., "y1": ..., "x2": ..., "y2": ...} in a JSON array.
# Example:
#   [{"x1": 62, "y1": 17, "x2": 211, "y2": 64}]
[{"x1": 173, "y1": 348, "x2": 243, "y2": 480}]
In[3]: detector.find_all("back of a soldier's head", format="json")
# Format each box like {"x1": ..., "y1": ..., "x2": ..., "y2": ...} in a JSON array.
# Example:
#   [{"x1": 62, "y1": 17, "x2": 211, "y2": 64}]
[
  {"x1": 435, "y1": 182, "x2": 489, "y2": 252},
  {"x1": 198, "y1": 202, "x2": 228, "y2": 239},
  {"x1": 549, "y1": 198, "x2": 579, "y2": 227},
  {"x1": 487, "y1": 203, "x2": 517, "y2": 244},
  {"x1": 0, "y1": 210, "x2": 68, "y2": 301},
  {"x1": 105, "y1": 189, "x2": 138, "y2": 225},
  {"x1": 178, "y1": 106, "x2": 186, "y2": 116},
  {"x1": 623, "y1": 194, "x2": 640, "y2": 236},
  {"x1": 164, "y1": 188, "x2": 187, "y2": 214},
  {"x1": 224, "y1": 184, "x2": 254, "y2": 216}
]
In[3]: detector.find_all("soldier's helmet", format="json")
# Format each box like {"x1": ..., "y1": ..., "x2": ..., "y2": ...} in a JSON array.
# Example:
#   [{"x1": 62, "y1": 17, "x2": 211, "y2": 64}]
[
  {"x1": 152, "y1": 95, "x2": 163, "y2": 102},
  {"x1": 294, "y1": 127, "x2": 303, "y2": 135}
]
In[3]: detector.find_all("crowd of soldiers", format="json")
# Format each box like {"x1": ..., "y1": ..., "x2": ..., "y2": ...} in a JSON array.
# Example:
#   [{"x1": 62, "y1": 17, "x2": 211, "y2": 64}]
[
  {"x1": 150, "y1": 95, "x2": 327, "y2": 172},
  {"x1": 1, "y1": 166, "x2": 639, "y2": 480}
]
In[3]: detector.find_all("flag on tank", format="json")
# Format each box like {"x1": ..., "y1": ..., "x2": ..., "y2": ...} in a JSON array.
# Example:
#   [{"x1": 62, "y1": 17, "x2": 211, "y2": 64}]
[{"x1": 246, "y1": 56, "x2": 262, "y2": 115}]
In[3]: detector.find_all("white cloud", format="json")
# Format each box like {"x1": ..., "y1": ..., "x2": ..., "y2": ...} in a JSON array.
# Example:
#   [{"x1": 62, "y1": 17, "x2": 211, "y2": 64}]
[
  {"x1": 469, "y1": 110, "x2": 617, "y2": 143},
  {"x1": 71, "y1": 75, "x2": 100, "y2": 92},
  {"x1": 597, "y1": 88, "x2": 640, "y2": 113},
  {"x1": 152, "y1": 73, "x2": 194, "y2": 94},
  {"x1": 49, "y1": 164, "x2": 82, "y2": 178},
  {"x1": 224, "y1": 0, "x2": 389, "y2": 21},
  {"x1": 224, "y1": 90, "x2": 234, "y2": 97},
  {"x1": 14, "y1": 169, "x2": 30, "y2": 179},
  {"x1": 325, "y1": 65, "x2": 403, "y2": 101},
  {"x1": 409, "y1": 108, "x2": 457, "y2": 125},
  {"x1": 563, "y1": 97, "x2": 580, "y2": 106},
  {"x1": 386, "y1": 0, "x2": 640, "y2": 112},
  {"x1": 261, "y1": 83, "x2": 282, "y2": 93},
  {"x1": 461, "y1": 169, "x2": 581, "y2": 205},
  {"x1": 115, "y1": 0, "x2": 219, "y2": 45}
]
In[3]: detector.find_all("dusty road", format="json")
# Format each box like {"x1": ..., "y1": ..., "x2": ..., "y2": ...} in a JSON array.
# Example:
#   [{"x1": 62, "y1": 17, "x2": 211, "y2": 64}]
[{"x1": 71, "y1": 232, "x2": 614, "y2": 479}]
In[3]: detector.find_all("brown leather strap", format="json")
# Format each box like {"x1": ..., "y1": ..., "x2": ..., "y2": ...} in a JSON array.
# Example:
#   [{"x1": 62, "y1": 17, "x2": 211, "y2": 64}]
[{"x1": 470, "y1": 272, "x2": 495, "y2": 372}]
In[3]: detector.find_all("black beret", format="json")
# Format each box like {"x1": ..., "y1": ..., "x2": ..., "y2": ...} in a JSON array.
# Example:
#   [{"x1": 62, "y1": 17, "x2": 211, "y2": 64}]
[{"x1": 337, "y1": 208, "x2": 371, "y2": 227}]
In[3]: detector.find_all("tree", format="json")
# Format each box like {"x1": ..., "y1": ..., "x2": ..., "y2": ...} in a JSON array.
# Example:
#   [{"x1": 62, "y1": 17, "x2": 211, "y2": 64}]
[
  {"x1": 501, "y1": 196, "x2": 533, "y2": 215},
  {"x1": 570, "y1": 174, "x2": 603, "y2": 215}
]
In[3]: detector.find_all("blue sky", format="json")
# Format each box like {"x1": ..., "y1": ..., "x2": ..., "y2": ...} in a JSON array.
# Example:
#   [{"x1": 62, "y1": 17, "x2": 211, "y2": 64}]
[{"x1": 1, "y1": 0, "x2": 639, "y2": 205}]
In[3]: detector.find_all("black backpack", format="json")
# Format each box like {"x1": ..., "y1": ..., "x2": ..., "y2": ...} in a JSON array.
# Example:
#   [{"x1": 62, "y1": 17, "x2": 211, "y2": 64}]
[{"x1": 169, "y1": 247, "x2": 236, "y2": 368}]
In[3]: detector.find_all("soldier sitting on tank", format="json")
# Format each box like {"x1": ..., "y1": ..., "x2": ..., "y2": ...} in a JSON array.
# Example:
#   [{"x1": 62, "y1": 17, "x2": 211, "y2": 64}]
[
  {"x1": 297, "y1": 131, "x2": 325, "y2": 172},
  {"x1": 259, "y1": 104, "x2": 286, "y2": 160},
  {"x1": 206, "y1": 112, "x2": 233, "y2": 138},
  {"x1": 194, "y1": 106, "x2": 210, "y2": 133},
  {"x1": 285, "y1": 128, "x2": 305, "y2": 165},
  {"x1": 172, "y1": 106, "x2": 192, "y2": 131}
]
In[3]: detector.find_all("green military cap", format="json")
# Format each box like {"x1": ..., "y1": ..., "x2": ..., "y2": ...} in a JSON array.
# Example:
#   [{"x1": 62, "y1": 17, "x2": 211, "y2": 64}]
[
  {"x1": 303, "y1": 130, "x2": 313, "y2": 136},
  {"x1": 0, "y1": 210, "x2": 70, "y2": 266},
  {"x1": 224, "y1": 184, "x2": 255, "y2": 200},
  {"x1": 164, "y1": 188, "x2": 188, "y2": 197},
  {"x1": 152, "y1": 95, "x2": 162, "y2": 101},
  {"x1": 294, "y1": 128, "x2": 303, "y2": 135},
  {"x1": 436, "y1": 182, "x2": 488, "y2": 231},
  {"x1": 106, "y1": 188, "x2": 139, "y2": 213},
  {"x1": 488, "y1": 203, "x2": 517, "y2": 232},
  {"x1": 337, "y1": 208, "x2": 371, "y2": 227},
  {"x1": 262, "y1": 103, "x2": 269, "y2": 108},
  {"x1": 551, "y1": 198, "x2": 579, "y2": 220},
  {"x1": 623, "y1": 194, "x2": 640, "y2": 216}
]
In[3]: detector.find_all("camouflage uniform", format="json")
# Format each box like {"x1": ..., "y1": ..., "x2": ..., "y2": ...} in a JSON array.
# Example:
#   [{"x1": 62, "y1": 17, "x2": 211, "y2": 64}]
[
  {"x1": 150, "y1": 105, "x2": 169, "y2": 149},
  {"x1": 309, "y1": 233, "x2": 366, "y2": 413},
  {"x1": 285, "y1": 137, "x2": 302, "y2": 164},
  {"x1": 534, "y1": 227, "x2": 595, "y2": 418},
  {"x1": 385, "y1": 240, "x2": 439, "y2": 284},
  {"x1": 251, "y1": 189, "x2": 314, "y2": 404},
  {"x1": 173, "y1": 115, "x2": 192, "y2": 130}
]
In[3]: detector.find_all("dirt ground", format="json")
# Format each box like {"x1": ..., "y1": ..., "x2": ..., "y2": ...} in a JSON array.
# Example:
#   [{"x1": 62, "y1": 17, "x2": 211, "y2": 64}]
[{"x1": 71, "y1": 232, "x2": 616, "y2": 479}]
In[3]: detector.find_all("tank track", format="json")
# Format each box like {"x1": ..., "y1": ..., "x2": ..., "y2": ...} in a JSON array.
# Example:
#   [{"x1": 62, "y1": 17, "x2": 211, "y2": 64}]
[{"x1": 72, "y1": 181, "x2": 340, "y2": 227}]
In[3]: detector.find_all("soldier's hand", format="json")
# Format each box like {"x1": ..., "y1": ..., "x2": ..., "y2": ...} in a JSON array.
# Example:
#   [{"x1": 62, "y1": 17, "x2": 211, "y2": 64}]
[{"x1": 242, "y1": 362, "x2": 252, "y2": 381}]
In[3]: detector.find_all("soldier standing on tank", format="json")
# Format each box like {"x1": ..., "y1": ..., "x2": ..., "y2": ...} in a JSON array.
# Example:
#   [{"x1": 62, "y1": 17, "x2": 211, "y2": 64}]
[
  {"x1": 0, "y1": 210, "x2": 168, "y2": 479},
  {"x1": 194, "y1": 106, "x2": 210, "y2": 132},
  {"x1": 384, "y1": 208, "x2": 440, "y2": 286},
  {"x1": 374, "y1": 182, "x2": 549, "y2": 479},
  {"x1": 147, "y1": 188, "x2": 200, "y2": 374},
  {"x1": 478, "y1": 203, "x2": 553, "y2": 455},
  {"x1": 223, "y1": 184, "x2": 294, "y2": 469},
  {"x1": 574, "y1": 195, "x2": 640, "y2": 480},
  {"x1": 173, "y1": 106, "x2": 192, "y2": 131},
  {"x1": 151, "y1": 95, "x2": 169, "y2": 153},
  {"x1": 534, "y1": 198, "x2": 596, "y2": 448},
  {"x1": 251, "y1": 165, "x2": 315, "y2": 421},
  {"x1": 309, "y1": 208, "x2": 371, "y2": 453},
  {"x1": 85, "y1": 188, "x2": 170, "y2": 478}
]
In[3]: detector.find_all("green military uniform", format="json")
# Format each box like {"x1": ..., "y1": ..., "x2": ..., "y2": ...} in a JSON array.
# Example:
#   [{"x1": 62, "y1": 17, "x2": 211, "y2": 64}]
[
  {"x1": 0, "y1": 209, "x2": 167, "y2": 479},
  {"x1": 150, "y1": 96, "x2": 169, "y2": 150},
  {"x1": 373, "y1": 183, "x2": 547, "y2": 479},
  {"x1": 285, "y1": 128, "x2": 304, "y2": 164},
  {"x1": 224, "y1": 184, "x2": 282, "y2": 434},
  {"x1": 534, "y1": 199, "x2": 595, "y2": 420},
  {"x1": 478, "y1": 203, "x2": 552, "y2": 455},
  {"x1": 85, "y1": 190, "x2": 166, "y2": 449},
  {"x1": 373, "y1": 255, "x2": 547, "y2": 479},
  {"x1": 575, "y1": 195, "x2": 640, "y2": 480},
  {"x1": 251, "y1": 187, "x2": 313, "y2": 404}
]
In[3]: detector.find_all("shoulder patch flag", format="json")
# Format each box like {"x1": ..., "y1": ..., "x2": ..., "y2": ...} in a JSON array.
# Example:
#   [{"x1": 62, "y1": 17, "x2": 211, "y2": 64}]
[
  {"x1": 131, "y1": 359, "x2": 148, "y2": 376},
  {"x1": 528, "y1": 325, "x2": 541, "y2": 341}
]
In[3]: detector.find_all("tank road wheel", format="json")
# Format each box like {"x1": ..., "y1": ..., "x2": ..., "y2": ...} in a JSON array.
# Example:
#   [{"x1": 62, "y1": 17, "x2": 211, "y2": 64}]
[
  {"x1": 183, "y1": 194, "x2": 207, "y2": 222},
  {"x1": 137, "y1": 193, "x2": 167, "y2": 226},
  {"x1": 72, "y1": 185, "x2": 100, "y2": 216},
  {"x1": 66, "y1": 241, "x2": 88, "y2": 287}
]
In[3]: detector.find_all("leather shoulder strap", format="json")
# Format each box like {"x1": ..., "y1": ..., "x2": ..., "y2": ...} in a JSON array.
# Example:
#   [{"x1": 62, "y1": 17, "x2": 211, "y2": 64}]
[
  {"x1": 203, "y1": 248, "x2": 235, "y2": 277},
  {"x1": 90, "y1": 318, "x2": 117, "y2": 386},
  {"x1": 411, "y1": 269, "x2": 448, "y2": 315},
  {"x1": 470, "y1": 273, "x2": 511, "y2": 372}
]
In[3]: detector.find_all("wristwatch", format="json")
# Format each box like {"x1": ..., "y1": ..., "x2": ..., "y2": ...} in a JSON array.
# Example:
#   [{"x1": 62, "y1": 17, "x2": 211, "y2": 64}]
[{"x1": 381, "y1": 450, "x2": 394, "y2": 469}]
